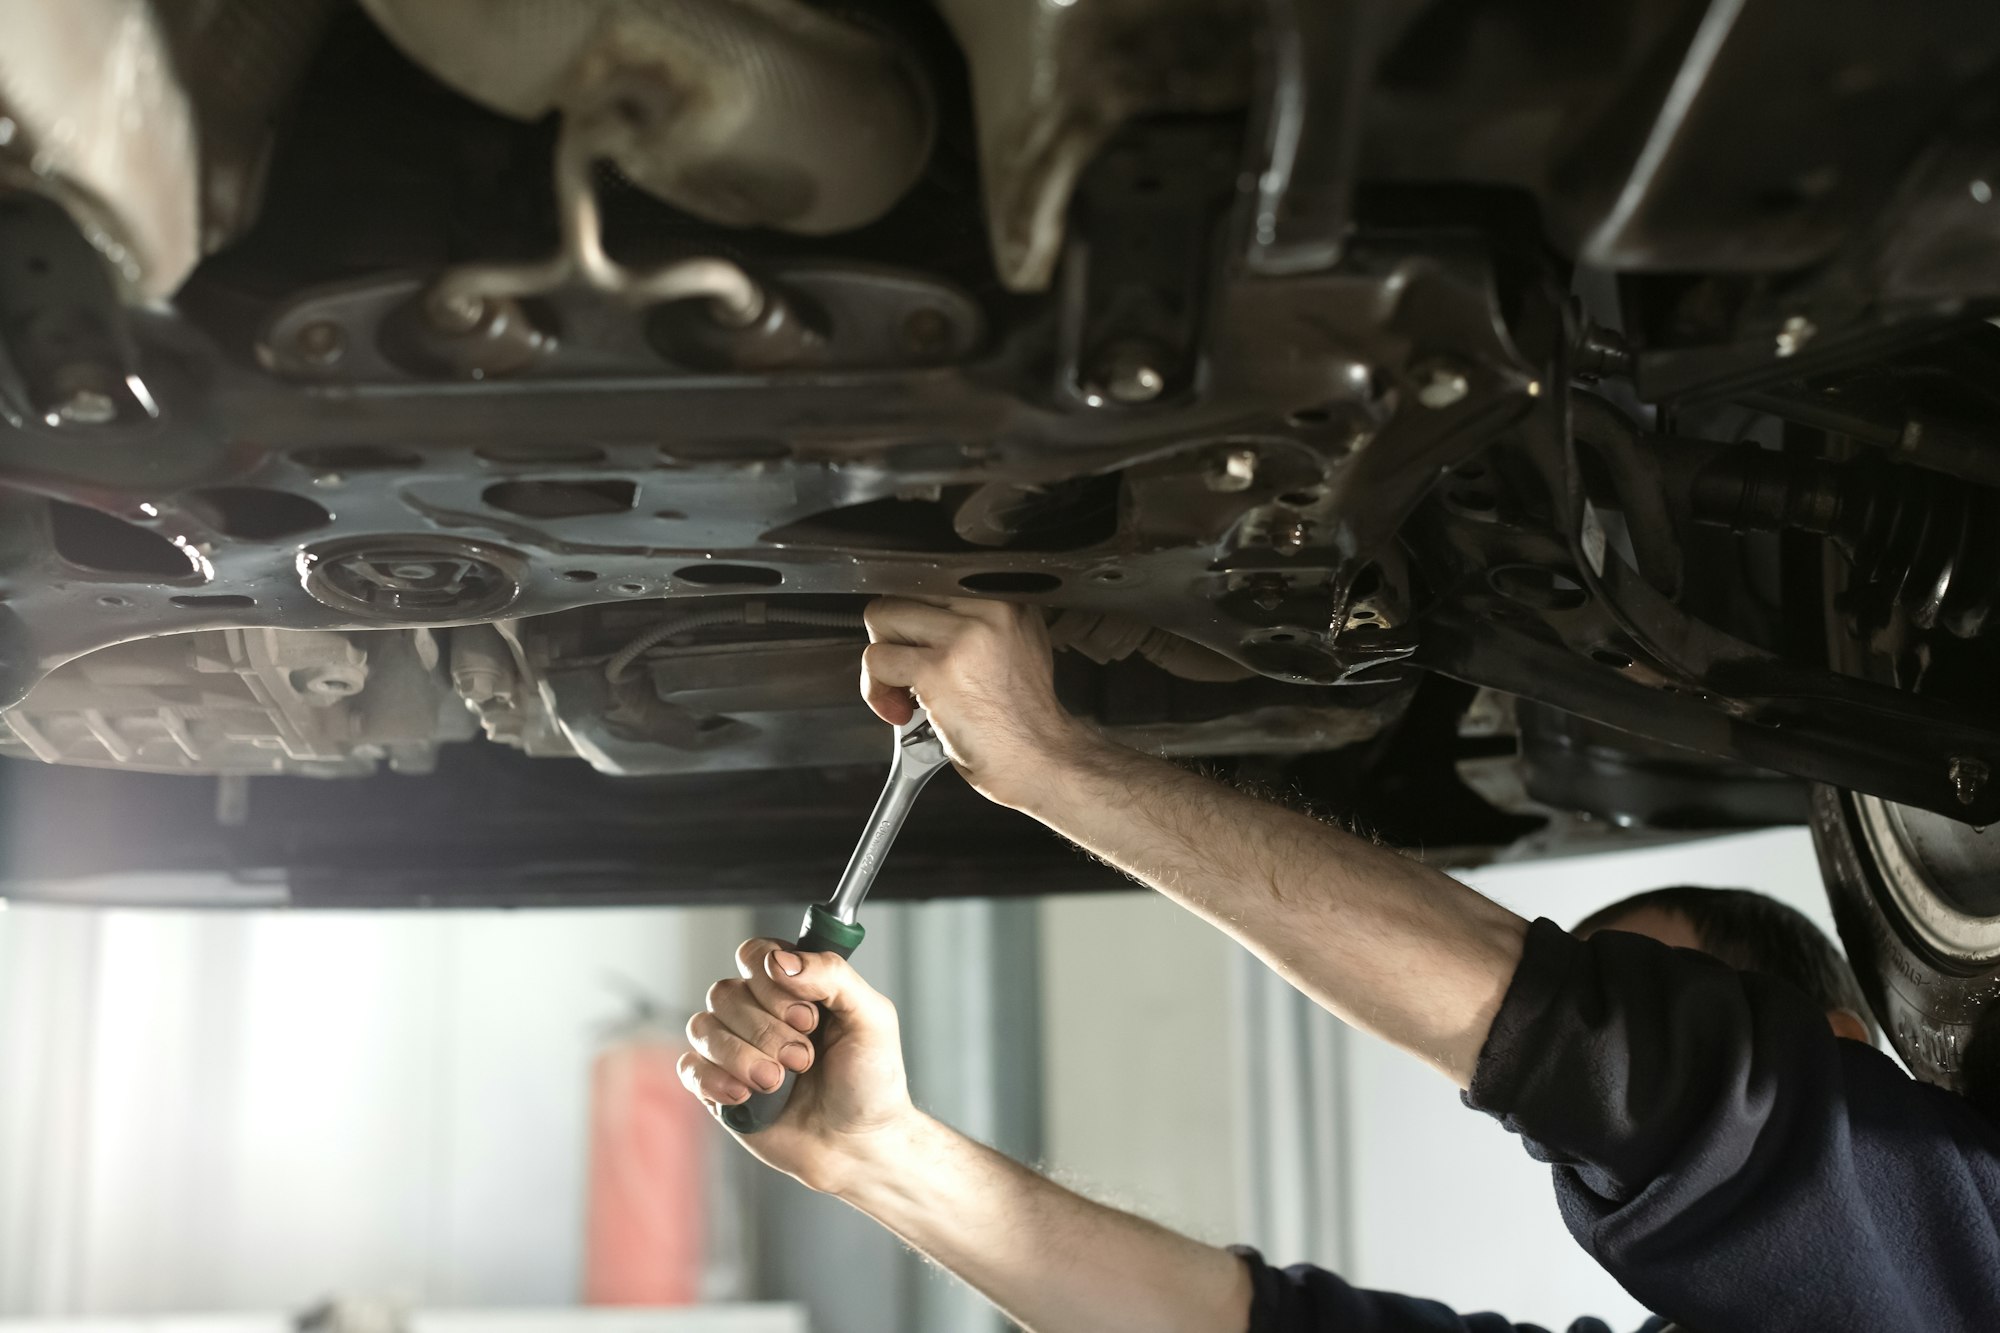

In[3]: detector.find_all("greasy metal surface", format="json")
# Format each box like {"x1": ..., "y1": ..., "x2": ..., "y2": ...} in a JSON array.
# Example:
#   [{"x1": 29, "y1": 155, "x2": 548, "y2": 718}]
[
  {"x1": 0, "y1": 0, "x2": 201, "y2": 298},
  {"x1": 358, "y1": 0, "x2": 935, "y2": 234},
  {"x1": 932, "y1": 0, "x2": 1256, "y2": 290},
  {"x1": 0, "y1": 222, "x2": 1540, "y2": 707}
]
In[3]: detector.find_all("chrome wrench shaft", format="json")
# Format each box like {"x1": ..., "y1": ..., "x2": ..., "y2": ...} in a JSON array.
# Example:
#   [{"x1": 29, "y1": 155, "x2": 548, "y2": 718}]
[{"x1": 720, "y1": 707, "x2": 951, "y2": 1133}]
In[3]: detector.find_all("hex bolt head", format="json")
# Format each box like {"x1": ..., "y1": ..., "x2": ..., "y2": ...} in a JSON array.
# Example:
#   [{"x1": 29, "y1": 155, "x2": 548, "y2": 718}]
[
  {"x1": 1949, "y1": 755, "x2": 1989, "y2": 806},
  {"x1": 44, "y1": 363, "x2": 120, "y2": 426},
  {"x1": 1412, "y1": 359, "x2": 1471, "y2": 410},
  {"x1": 1208, "y1": 448, "x2": 1259, "y2": 492},
  {"x1": 426, "y1": 289, "x2": 488, "y2": 334},
  {"x1": 1269, "y1": 516, "x2": 1315, "y2": 555},
  {"x1": 1248, "y1": 573, "x2": 1289, "y2": 610},
  {"x1": 1086, "y1": 341, "x2": 1167, "y2": 406},
  {"x1": 55, "y1": 387, "x2": 117, "y2": 425},
  {"x1": 1775, "y1": 315, "x2": 1817, "y2": 359}
]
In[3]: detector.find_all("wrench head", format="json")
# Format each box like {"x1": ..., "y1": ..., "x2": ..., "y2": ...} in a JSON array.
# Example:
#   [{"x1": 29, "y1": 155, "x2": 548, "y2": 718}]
[{"x1": 896, "y1": 710, "x2": 950, "y2": 775}]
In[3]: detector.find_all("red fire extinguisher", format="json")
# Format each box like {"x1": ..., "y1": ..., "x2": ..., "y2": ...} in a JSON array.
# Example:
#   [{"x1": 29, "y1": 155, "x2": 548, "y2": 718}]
[{"x1": 585, "y1": 988, "x2": 710, "y2": 1305}]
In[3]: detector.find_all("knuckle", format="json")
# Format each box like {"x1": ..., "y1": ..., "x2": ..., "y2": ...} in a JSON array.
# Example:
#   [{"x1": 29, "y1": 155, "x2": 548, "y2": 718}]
[{"x1": 705, "y1": 977, "x2": 739, "y2": 1011}]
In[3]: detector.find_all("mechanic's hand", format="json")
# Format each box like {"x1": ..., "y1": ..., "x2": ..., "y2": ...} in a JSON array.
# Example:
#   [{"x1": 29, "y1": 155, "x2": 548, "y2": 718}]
[
  {"x1": 860, "y1": 597, "x2": 1097, "y2": 807},
  {"x1": 678, "y1": 937, "x2": 915, "y2": 1194}
]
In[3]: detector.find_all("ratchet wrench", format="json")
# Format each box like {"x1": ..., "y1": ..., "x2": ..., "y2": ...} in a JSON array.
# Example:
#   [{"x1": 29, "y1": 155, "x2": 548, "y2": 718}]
[{"x1": 721, "y1": 707, "x2": 951, "y2": 1133}]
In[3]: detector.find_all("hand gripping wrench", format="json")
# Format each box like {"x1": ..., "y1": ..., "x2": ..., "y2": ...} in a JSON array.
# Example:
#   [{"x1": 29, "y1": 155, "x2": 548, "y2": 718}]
[{"x1": 721, "y1": 708, "x2": 951, "y2": 1133}]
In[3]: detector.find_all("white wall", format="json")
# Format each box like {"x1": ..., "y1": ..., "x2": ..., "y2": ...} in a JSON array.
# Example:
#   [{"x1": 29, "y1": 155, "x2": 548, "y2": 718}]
[
  {"x1": 1038, "y1": 894, "x2": 1241, "y2": 1241},
  {"x1": 0, "y1": 903, "x2": 752, "y2": 1317}
]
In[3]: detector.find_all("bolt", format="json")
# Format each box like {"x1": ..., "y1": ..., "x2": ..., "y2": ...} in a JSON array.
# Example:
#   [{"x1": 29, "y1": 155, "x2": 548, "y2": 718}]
[
  {"x1": 1247, "y1": 573, "x2": 1289, "y2": 611},
  {"x1": 308, "y1": 675, "x2": 360, "y2": 696},
  {"x1": 44, "y1": 363, "x2": 120, "y2": 426},
  {"x1": 1272, "y1": 516, "x2": 1314, "y2": 554},
  {"x1": 1775, "y1": 315, "x2": 1817, "y2": 358},
  {"x1": 1412, "y1": 359, "x2": 1471, "y2": 409},
  {"x1": 295, "y1": 320, "x2": 346, "y2": 367},
  {"x1": 426, "y1": 289, "x2": 487, "y2": 334},
  {"x1": 1208, "y1": 448, "x2": 1258, "y2": 492},
  {"x1": 388, "y1": 563, "x2": 438, "y2": 582},
  {"x1": 312, "y1": 472, "x2": 345, "y2": 490},
  {"x1": 1949, "y1": 756, "x2": 1989, "y2": 807},
  {"x1": 1086, "y1": 341, "x2": 1167, "y2": 406},
  {"x1": 55, "y1": 387, "x2": 117, "y2": 425}
]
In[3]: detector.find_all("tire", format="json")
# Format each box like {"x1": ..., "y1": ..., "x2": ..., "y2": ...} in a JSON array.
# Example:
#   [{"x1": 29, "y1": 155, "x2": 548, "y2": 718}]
[{"x1": 1812, "y1": 784, "x2": 2000, "y2": 1108}]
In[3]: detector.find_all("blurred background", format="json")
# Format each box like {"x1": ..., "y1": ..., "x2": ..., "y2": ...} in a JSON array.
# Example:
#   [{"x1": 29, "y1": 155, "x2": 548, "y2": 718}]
[{"x1": 1, "y1": 828, "x2": 1835, "y2": 1333}]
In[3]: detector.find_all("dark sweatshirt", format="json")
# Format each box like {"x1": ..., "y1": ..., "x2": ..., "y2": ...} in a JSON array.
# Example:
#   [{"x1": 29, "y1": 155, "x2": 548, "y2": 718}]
[{"x1": 1241, "y1": 918, "x2": 2000, "y2": 1333}]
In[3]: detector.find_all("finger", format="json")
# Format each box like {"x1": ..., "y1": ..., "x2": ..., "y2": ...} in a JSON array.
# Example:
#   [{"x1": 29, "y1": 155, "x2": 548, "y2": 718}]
[
  {"x1": 686, "y1": 1010, "x2": 788, "y2": 1093},
  {"x1": 860, "y1": 641, "x2": 925, "y2": 724},
  {"x1": 678, "y1": 1048, "x2": 752, "y2": 1107},
  {"x1": 940, "y1": 597, "x2": 1018, "y2": 628},
  {"x1": 736, "y1": 941, "x2": 821, "y2": 1033},
  {"x1": 865, "y1": 597, "x2": 975, "y2": 647},
  {"x1": 708, "y1": 977, "x2": 815, "y2": 1071},
  {"x1": 760, "y1": 945, "x2": 895, "y2": 1026}
]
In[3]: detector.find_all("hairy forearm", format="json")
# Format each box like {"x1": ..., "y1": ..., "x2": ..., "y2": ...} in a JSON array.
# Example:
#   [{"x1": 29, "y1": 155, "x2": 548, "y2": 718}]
[
  {"x1": 1016, "y1": 732, "x2": 1528, "y2": 1085},
  {"x1": 838, "y1": 1112, "x2": 1250, "y2": 1333}
]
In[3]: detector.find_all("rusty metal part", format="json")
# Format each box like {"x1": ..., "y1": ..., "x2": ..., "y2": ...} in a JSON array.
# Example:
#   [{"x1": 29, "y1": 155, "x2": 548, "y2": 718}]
[
  {"x1": 358, "y1": 0, "x2": 933, "y2": 235},
  {"x1": 930, "y1": 0, "x2": 1255, "y2": 290}
]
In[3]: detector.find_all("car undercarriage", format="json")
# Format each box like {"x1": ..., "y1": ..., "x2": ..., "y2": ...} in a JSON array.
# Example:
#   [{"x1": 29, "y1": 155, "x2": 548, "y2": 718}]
[{"x1": 5, "y1": 0, "x2": 2000, "y2": 1093}]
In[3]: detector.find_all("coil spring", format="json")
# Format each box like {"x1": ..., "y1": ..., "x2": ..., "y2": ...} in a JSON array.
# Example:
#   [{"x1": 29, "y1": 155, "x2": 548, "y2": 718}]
[{"x1": 1690, "y1": 451, "x2": 2000, "y2": 638}]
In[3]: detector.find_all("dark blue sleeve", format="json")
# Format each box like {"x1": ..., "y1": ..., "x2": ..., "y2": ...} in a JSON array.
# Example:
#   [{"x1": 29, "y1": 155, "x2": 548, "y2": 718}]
[
  {"x1": 1232, "y1": 1247, "x2": 1624, "y2": 1333},
  {"x1": 1467, "y1": 919, "x2": 2000, "y2": 1333}
]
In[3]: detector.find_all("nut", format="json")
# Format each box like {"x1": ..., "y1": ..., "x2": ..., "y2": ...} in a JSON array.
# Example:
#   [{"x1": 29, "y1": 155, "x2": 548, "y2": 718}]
[
  {"x1": 1207, "y1": 448, "x2": 1259, "y2": 492},
  {"x1": 1775, "y1": 315, "x2": 1817, "y2": 359},
  {"x1": 1412, "y1": 359, "x2": 1471, "y2": 409},
  {"x1": 1085, "y1": 340, "x2": 1167, "y2": 406},
  {"x1": 1949, "y1": 755, "x2": 1989, "y2": 807}
]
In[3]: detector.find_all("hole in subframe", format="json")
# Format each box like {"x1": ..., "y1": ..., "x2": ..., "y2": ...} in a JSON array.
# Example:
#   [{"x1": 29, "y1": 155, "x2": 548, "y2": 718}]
[
  {"x1": 564, "y1": 570, "x2": 599, "y2": 582},
  {"x1": 1268, "y1": 632, "x2": 1298, "y2": 643},
  {"x1": 476, "y1": 442, "x2": 609, "y2": 465},
  {"x1": 1488, "y1": 564, "x2": 1587, "y2": 612},
  {"x1": 959, "y1": 571, "x2": 1063, "y2": 594},
  {"x1": 676, "y1": 563, "x2": 783, "y2": 587},
  {"x1": 186, "y1": 487, "x2": 332, "y2": 540},
  {"x1": 1280, "y1": 490, "x2": 1322, "y2": 506},
  {"x1": 291, "y1": 445, "x2": 421, "y2": 472},
  {"x1": 483, "y1": 478, "x2": 637, "y2": 518},
  {"x1": 654, "y1": 510, "x2": 688, "y2": 521},
  {"x1": 1591, "y1": 648, "x2": 1634, "y2": 669},
  {"x1": 171, "y1": 594, "x2": 256, "y2": 609},
  {"x1": 50, "y1": 502, "x2": 198, "y2": 577},
  {"x1": 1288, "y1": 406, "x2": 1332, "y2": 426}
]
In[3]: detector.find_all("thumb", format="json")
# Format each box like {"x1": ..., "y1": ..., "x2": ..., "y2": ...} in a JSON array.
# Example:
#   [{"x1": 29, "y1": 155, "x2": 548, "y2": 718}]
[{"x1": 764, "y1": 947, "x2": 894, "y2": 1025}]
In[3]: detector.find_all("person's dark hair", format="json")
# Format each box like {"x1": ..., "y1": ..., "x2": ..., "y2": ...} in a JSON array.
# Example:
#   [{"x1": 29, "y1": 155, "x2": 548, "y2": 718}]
[{"x1": 1576, "y1": 885, "x2": 1878, "y2": 1041}]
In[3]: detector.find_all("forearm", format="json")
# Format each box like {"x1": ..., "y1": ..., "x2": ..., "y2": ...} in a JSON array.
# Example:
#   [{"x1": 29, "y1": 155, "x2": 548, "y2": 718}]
[
  {"x1": 838, "y1": 1111, "x2": 1250, "y2": 1333},
  {"x1": 1015, "y1": 731, "x2": 1527, "y2": 1085}
]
